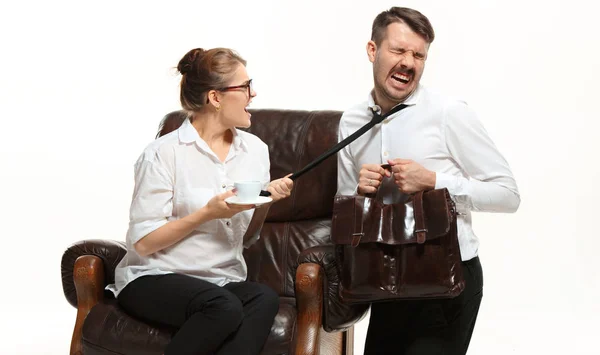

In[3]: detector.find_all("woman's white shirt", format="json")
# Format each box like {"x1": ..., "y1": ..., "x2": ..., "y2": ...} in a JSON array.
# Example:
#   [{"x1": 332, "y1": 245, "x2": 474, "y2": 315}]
[{"x1": 107, "y1": 119, "x2": 270, "y2": 297}]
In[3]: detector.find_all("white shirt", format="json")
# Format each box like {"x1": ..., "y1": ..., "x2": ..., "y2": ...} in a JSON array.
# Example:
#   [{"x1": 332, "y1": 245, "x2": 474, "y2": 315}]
[
  {"x1": 337, "y1": 85, "x2": 520, "y2": 261},
  {"x1": 107, "y1": 118, "x2": 270, "y2": 297}
]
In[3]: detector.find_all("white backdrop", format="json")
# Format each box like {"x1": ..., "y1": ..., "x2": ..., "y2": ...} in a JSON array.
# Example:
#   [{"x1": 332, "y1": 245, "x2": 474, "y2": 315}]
[{"x1": 1, "y1": 0, "x2": 598, "y2": 354}]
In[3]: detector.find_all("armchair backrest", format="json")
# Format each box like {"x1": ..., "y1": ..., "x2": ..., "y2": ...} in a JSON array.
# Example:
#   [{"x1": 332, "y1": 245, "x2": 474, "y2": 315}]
[{"x1": 242, "y1": 109, "x2": 341, "y2": 297}]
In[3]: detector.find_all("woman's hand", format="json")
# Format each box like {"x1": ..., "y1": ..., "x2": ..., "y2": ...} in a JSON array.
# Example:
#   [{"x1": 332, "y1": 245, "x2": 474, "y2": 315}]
[
  {"x1": 134, "y1": 189, "x2": 254, "y2": 257},
  {"x1": 267, "y1": 174, "x2": 294, "y2": 202},
  {"x1": 205, "y1": 189, "x2": 255, "y2": 219}
]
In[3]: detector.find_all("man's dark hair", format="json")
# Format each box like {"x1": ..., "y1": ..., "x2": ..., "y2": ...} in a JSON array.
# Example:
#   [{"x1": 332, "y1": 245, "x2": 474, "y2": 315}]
[{"x1": 371, "y1": 7, "x2": 435, "y2": 45}]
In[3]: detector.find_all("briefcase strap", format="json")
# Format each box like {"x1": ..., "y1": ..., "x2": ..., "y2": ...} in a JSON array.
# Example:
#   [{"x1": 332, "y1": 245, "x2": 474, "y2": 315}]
[
  {"x1": 413, "y1": 191, "x2": 427, "y2": 244},
  {"x1": 351, "y1": 197, "x2": 365, "y2": 247}
]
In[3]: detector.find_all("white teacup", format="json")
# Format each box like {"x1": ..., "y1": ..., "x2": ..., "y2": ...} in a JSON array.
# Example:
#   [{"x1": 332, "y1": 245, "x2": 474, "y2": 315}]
[{"x1": 234, "y1": 180, "x2": 262, "y2": 202}]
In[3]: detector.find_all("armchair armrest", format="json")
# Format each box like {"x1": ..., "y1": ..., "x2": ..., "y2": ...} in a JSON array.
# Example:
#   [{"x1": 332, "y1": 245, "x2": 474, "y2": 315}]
[
  {"x1": 61, "y1": 239, "x2": 127, "y2": 355},
  {"x1": 298, "y1": 245, "x2": 369, "y2": 332},
  {"x1": 61, "y1": 239, "x2": 127, "y2": 308},
  {"x1": 295, "y1": 263, "x2": 323, "y2": 355},
  {"x1": 70, "y1": 255, "x2": 105, "y2": 355}
]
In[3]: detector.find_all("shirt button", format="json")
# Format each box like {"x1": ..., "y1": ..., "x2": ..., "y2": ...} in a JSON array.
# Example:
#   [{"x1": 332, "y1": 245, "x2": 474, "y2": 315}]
[
  {"x1": 222, "y1": 184, "x2": 226, "y2": 189},
  {"x1": 226, "y1": 221, "x2": 231, "y2": 226}
]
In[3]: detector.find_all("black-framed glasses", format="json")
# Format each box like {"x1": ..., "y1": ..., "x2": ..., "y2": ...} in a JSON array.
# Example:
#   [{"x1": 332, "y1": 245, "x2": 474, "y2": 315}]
[{"x1": 217, "y1": 79, "x2": 253, "y2": 98}]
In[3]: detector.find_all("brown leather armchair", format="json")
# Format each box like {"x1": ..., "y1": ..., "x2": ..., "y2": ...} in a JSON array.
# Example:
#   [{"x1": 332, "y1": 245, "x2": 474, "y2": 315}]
[{"x1": 61, "y1": 109, "x2": 369, "y2": 355}]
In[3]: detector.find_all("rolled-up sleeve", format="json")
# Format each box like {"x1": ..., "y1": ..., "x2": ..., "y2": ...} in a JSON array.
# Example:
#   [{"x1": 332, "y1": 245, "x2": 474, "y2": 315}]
[
  {"x1": 435, "y1": 101, "x2": 520, "y2": 213},
  {"x1": 127, "y1": 154, "x2": 174, "y2": 244}
]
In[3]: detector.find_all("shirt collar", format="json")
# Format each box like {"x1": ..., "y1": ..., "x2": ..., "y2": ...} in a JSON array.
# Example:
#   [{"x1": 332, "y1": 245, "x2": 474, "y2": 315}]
[
  {"x1": 178, "y1": 118, "x2": 198, "y2": 143},
  {"x1": 231, "y1": 128, "x2": 247, "y2": 152},
  {"x1": 367, "y1": 84, "x2": 423, "y2": 114},
  {"x1": 178, "y1": 118, "x2": 248, "y2": 152}
]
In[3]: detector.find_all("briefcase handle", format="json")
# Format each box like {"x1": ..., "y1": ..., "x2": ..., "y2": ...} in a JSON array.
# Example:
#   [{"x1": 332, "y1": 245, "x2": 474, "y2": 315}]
[{"x1": 363, "y1": 163, "x2": 429, "y2": 244}]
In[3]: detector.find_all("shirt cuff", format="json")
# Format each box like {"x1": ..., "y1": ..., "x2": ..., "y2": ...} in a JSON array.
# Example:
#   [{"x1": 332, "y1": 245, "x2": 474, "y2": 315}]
[
  {"x1": 434, "y1": 172, "x2": 472, "y2": 208},
  {"x1": 434, "y1": 172, "x2": 457, "y2": 192}
]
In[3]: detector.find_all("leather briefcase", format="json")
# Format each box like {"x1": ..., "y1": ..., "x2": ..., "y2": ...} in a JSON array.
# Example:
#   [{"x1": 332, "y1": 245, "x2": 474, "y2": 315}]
[{"x1": 331, "y1": 188, "x2": 465, "y2": 304}]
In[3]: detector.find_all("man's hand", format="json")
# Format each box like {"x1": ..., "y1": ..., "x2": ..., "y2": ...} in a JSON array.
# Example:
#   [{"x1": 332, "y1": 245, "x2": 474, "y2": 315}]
[
  {"x1": 358, "y1": 164, "x2": 392, "y2": 195},
  {"x1": 387, "y1": 159, "x2": 436, "y2": 194}
]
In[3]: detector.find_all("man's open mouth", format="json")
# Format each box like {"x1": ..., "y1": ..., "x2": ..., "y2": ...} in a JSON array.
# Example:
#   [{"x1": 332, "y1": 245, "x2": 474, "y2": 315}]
[{"x1": 391, "y1": 72, "x2": 411, "y2": 84}]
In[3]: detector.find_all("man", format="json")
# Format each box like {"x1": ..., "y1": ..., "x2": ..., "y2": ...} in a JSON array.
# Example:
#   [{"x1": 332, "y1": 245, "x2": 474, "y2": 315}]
[{"x1": 336, "y1": 7, "x2": 520, "y2": 355}]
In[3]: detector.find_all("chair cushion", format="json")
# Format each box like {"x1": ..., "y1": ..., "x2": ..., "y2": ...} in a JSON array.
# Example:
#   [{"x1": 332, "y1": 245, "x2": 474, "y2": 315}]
[
  {"x1": 244, "y1": 219, "x2": 334, "y2": 297},
  {"x1": 81, "y1": 297, "x2": 297, "y2": 355}
]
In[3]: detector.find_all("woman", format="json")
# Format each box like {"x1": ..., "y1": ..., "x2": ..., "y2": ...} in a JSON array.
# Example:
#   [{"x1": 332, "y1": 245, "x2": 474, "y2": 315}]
[{"x1": 106, "y1": 47, "x2": 294, "y2": 355}]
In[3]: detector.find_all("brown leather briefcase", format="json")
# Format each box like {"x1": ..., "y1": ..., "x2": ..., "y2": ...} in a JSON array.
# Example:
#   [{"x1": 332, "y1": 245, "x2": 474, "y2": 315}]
[{"x1": 331, "y1": 188, "x2": 465, "y2": 304}]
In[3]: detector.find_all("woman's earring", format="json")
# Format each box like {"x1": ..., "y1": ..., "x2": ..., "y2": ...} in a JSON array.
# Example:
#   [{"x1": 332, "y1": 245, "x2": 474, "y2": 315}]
[{"x1": 215, "y1": 105, "x2": 221, "y2": 112}]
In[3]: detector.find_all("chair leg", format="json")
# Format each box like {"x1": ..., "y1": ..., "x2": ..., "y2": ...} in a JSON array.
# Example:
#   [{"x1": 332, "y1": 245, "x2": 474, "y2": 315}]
[
  {"x1": 70, "y1": 255, "x2": 105, "y2": 355},
  {"x1": 295, "y1": 262, "x2": 324, "y2": 355}
]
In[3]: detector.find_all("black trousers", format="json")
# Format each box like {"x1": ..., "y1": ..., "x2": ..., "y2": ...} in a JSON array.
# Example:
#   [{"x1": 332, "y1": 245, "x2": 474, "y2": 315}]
[
  {"x1": 364, "y1": 257, "x2": 484, "y2": 355},
  {"x1": 117, "y1": 273, "x2": 279, "y2": 355}
]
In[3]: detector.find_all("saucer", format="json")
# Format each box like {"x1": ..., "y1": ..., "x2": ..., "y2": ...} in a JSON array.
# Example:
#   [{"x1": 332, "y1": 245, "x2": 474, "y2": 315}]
[{"x1": 225, "y1": 196, "x2": 273, "y2": 206}]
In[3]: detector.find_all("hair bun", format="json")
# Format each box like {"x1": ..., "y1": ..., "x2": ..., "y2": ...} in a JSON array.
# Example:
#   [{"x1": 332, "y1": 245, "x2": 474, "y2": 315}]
[{"x1": 177, "y1": 48, "x2": 205, "y2": 75}]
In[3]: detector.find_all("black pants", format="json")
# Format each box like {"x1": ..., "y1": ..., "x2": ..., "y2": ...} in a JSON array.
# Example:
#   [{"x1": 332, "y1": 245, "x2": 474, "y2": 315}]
[
  {"x1": 364, "y1": 257, "x2": 484, "y2": 355},
  {"x1": 117, "y1": 273, "x2": 279, "y2": 355}
]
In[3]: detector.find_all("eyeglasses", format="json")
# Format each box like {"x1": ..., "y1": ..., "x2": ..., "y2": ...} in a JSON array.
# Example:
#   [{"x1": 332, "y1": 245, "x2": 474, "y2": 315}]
[{"x1": 217, "y1": 79, "x2": 253, "y2": 98}]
